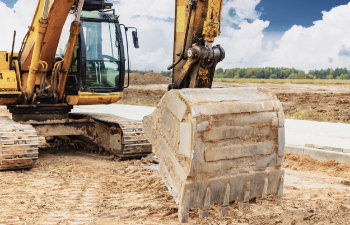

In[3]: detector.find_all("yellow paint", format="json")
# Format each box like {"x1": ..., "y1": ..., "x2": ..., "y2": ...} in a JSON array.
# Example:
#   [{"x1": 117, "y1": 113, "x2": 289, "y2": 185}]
[
  {"x1": 203, "y1": 0, "x2": 223, "y2": 42},
  {"x1": 25, "y1": 18, "x2": 48, "y2": 101},
  {"x1": 173, "y1": 0, "x2": 224, "y2": 86},
  {"x1": 0, "y1": 52, "x2": 10, "y2": 70},
  {"x1": 57, "y1": 21, "x2": 81, "y2": 101},
  {"x1": 19, "y1": 0, "x2": 47, "y2": 69},
  {"x1": 198, "y1": 67, "x2": 209, "y2": 77},
  {"x1": 20, "y1": 0, "x2": 76, "y2": 70},
  {"x1": 0, "y1": 71, "x2": 18, "y2": 91},
  {"x1": 198, "y1": 67, "x2": 210, "y2": 86},
  {"x1": 14, "y1": 60, "x2": 22, "y2": 90},
  {"x1": 176, "y1": 5, "x2": 186, "y2": 33},
  {"x1": 66, "y1": 92, "x2": 123, "y2": 105}
]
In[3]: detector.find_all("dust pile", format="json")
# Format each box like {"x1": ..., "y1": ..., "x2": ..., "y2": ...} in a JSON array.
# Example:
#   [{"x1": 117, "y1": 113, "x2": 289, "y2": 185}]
[
  {"x1": 284, "y1": 153, "x2": 350, "y2": 179},
  {"x1": 119, "y1": 88, "x2": 166, "y2": 106},
  {"x1": 120, "y1": 72, "x2": 168, "y2": 106},
  {"x1": 127, "y1": 72, "x2": 171, "y2": 85},
  {"x1": 0, "y1": 150, "x2": 349, "y2": 224},
  {"x1": 121, "y1": 80, "x2": 350, "y2": 123},
  {"x1": 277, "y1": 92, "x2": 350, "y2": 122}
]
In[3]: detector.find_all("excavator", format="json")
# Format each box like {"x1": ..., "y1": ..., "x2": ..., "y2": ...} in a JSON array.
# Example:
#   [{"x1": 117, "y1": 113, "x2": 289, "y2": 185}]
[{"x1": 0, "y1": 0, "x2": 285, "y2": 222}]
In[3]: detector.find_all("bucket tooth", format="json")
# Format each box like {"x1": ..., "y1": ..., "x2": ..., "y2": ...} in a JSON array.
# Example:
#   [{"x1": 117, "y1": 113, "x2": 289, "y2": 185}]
[
  {"x1": 143, "y1": 87, "x2": 285, "y2": 222},
  {"x1": 178, "y1": 190, "x2": 191, "y2": 223},
  {"x1": 277, "y1": 169, "x2": 285, "y2": 199},
  {"x1": 261, "y1": 177, "x2": 269, "y2": 200},
  {"x1": 219, "y1": 184, "x2": 230, "y2": 216},
  {"x1": 199, "y1": 187, "x2": 212, "y2": 218}
]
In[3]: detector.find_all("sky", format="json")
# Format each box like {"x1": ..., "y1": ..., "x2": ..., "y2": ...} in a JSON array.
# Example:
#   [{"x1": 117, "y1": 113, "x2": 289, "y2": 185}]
[
  {"x1": 1, "y1": 0, "x2": 350, "y2": 72},
  {"x1": 258, "y1": 0, "x2": 348, "y2": 32}
]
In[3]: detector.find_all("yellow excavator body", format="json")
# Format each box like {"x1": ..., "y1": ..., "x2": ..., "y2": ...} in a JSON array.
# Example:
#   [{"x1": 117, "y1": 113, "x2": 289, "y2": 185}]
[{"x1": 0, "y1": 0, "x2": 152, "y2": 170}]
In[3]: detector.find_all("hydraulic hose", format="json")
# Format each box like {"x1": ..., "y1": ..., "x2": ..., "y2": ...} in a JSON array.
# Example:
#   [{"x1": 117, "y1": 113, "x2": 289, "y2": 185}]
[{"x1": 167, "y1": 1, "x2": 195, "y2": 70}]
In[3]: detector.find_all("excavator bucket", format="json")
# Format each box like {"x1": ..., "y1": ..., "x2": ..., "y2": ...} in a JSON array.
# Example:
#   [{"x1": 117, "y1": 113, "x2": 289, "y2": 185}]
[{"x1": 143, "y1": 87, "x2": 285, "y2": 222}]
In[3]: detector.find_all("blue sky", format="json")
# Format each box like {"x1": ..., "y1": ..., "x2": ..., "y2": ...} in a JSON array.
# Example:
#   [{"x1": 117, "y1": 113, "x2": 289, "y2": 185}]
[
  {"x1": 258, "y1": 0, "x2": 350, "y2": 32},
  {"x1": 1, "y1": 0, "x2": 16, "y2": 8},
  {"x1": 3, "y1": 0, "x2": 350, "y2": 33},
  {"x1": 1, "y1": 0, "x2": 350, "y2": 71}
]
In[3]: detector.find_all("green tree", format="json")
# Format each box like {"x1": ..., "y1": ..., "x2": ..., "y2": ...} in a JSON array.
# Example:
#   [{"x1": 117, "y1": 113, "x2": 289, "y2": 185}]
[
  {"x1": 270, "y1": 74, "x2": 278, "y2": 79},
  {"x1": 288, "y1": 74, "x2": 296, "y2": 79},
  {"x1": 296, "y1": 71, "x2": 306, "y2": 79}
]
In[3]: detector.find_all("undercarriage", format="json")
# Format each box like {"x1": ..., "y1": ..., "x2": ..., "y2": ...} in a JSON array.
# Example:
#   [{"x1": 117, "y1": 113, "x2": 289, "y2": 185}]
[{"x1": 0, "y1": 106, "x2": 152, "y2": 170}]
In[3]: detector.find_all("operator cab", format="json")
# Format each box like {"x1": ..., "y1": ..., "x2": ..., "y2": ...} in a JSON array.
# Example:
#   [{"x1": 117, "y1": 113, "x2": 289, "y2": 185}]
[{"x1": 56, "y1": 0, "x2": 138, "y2": 95}]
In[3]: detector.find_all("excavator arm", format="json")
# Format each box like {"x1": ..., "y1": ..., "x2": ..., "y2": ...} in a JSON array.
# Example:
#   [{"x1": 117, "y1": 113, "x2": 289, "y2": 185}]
[
  {"x1": 169, "y1": 0, "x2": 225, "y2": 89},
  {"x1": 20, "y1": 0, "x2": 83, "y2": 102}
]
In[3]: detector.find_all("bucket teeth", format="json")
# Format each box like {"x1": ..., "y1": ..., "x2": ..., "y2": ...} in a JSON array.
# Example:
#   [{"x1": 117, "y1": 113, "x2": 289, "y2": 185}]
[
  {"x1": 199, "y1": 187, "x2": 212, "y2": 219},
  {"x1": 143, "y1": 87, "x2": 285, "y2": 222}
]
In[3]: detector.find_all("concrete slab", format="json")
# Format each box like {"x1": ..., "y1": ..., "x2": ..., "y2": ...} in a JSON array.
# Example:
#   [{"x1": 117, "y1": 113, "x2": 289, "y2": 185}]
[
  {"x1": 73, "y1": 104, "x2": 350, "y2": 163},
  {"x1": 285, "y1": 119, "x2": 350, "y2": 150},
  {"x1": 72, "y1": 104, "x2": 155, "y2": 121},
  {"x1": 285, "y1": 145, "x2": 350, "y2": 164}
]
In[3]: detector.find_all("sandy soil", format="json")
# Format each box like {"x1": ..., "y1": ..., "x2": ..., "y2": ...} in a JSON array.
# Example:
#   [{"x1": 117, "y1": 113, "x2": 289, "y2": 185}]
[
  {"x1": 126, "y1": 73, "x2": 171, "y2": 86},
  {"x1": 120, "y1": 73, "x2": 350, "y2": 123},
  {"x1": 1, "y1": 74, "x2": 350, "y2": 224},
  {"x1": 0, "y1": 151, "x2": 349, "y2": 225}
]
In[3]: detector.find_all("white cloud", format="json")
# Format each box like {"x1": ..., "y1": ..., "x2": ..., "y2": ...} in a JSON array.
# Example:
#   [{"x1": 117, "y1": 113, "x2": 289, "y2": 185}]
[
  {"x1": 221, "y1": 0, "x2": 261, "y2": 26},
  {"x1": 217, "y1": 1, "x2": 350, "y2": 72},
  {"x1": 114, "y1": 0, "x2": 174, "y2": 71},
  {"x1": 0, "y1": 0, "x2": 36, "y2": 51},
  {"x1": 217, "y1": 19, "x2": 270, "y2": 68},
  {"x1": 1, "y1": 0, "x2": 350, "y2": 72},
  {"x1": 116, "y1": 0, "x2": 265, "y2": 71},
  {"x1": 216, "y1": 0, "x2": 270, "y2": 68},
  {"x1": 264, "y1": 3, "x2": 350, "y2": 71}
]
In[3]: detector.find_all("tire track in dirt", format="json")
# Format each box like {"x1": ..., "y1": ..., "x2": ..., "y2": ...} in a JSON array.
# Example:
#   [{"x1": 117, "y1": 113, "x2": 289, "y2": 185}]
[
  {"x1": 1, "y1": 150, "x2": 350, "y2": 224},
  {"x1": 0, "y1": 150, "x2": 176, "y2": 225}
]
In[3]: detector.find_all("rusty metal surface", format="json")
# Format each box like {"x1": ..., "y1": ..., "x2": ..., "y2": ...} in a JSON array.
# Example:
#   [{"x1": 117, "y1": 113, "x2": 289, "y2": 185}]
[
  {"x1": 17, "y1": 112, "x2": 152, "y2": 158},
  {"x1": 73, "y1": 113, "x2": 152, "y2": 157},
  {"x1": 143, "y1": 87, "x2": 285, "y2": 222}
]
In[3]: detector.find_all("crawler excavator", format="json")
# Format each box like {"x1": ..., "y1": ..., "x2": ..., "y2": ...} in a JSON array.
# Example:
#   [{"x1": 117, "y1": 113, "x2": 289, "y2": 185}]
[
  {"x1": 0, "y1": 0, "x2": 285, "y2": 222},
  {"x1": 0, "y1": 0, "x2": 152, "y2": 170}
]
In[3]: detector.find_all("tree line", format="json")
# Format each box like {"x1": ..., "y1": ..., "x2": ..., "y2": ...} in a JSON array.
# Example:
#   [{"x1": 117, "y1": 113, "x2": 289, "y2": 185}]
[
  {"x1": 131, "y1": 68, "x2": 350, "y2": 80},
  {"x1": 215, "y1": 67, "x2": 350, "y2": 80},
  {"x1": 130, "y1": 70, "x2": 171, "y2": 77}
]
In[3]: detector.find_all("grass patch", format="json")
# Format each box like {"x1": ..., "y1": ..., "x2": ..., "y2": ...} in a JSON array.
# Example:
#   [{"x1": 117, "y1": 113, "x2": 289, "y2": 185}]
[{"x1": 214, "y1": 78, "x2": 350, "y2": 85}]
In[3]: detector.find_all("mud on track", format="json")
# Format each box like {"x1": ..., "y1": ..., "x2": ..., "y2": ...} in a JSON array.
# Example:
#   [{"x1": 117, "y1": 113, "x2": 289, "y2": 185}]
[{"x1": 0, "y1": 150, "x2": 349, "y2": 225}]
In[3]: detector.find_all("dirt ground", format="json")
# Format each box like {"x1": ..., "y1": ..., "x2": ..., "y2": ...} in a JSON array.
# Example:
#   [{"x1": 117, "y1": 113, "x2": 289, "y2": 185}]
[
  {"x1": 0, "y1": 150, "x2": 349, "y2": 225},
  {"x1": 1, "y1": 74, "x2": 350, "y2": 224},
  {"x1": 121, "y1": 73, "x2": 350, "y2": 122}
]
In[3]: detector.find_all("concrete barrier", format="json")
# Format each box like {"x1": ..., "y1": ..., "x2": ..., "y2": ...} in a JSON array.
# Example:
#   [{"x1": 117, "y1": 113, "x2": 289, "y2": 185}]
[{"x1": 285, "y1": 145, "x2": 350, "y2": 164}]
